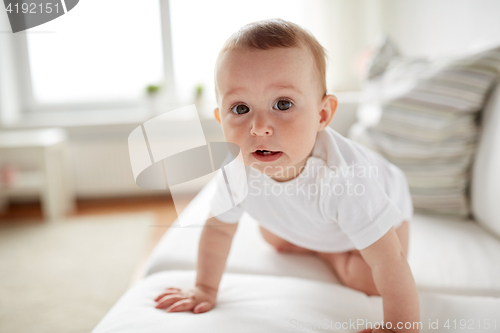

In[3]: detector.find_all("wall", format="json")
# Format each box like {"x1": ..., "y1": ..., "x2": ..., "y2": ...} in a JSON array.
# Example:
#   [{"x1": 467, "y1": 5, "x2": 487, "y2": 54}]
[
  {"x1": 304, "y1": 0, "x2": 385, "y2": 92},
  {"x1": 0, "y1": 8, "x2": 20, "y2": 126},
  {"x1": 68, "y1": 120, "x2": 226, "y2": 198},
  {"x1": 380, "y1": 0, "x2": 500, "y2": 57},
  {"x1": 311, "y1": 0, "x2": 500, "y2": 91}
]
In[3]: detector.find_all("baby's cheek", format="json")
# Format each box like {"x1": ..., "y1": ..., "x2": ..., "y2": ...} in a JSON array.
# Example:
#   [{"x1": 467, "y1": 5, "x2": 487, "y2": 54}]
[
  {"x1": 291, "y1": 133, "x2": 314, "y2": 153},
  {"x1": 222, "y1": 124, "x2": 245, "y2": 143}
]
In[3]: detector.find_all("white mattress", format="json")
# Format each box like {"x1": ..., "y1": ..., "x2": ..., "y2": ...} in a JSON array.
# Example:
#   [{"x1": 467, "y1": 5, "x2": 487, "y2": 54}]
[
  {"x1": 143, "y1": 179, "x2": 500, "y2": 296},
  {"x1": 93, "y1": 270, "x2": 500, "y2": 333}
]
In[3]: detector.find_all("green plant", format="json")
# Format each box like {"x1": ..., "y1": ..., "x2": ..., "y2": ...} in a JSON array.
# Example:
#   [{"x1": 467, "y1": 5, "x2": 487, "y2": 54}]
[
  {"x1": 146, "y1": 84, "x2": 161, "y2": 96},
  {"x1": 195, "y1": 84, "x2": 204, "y2": 98}
]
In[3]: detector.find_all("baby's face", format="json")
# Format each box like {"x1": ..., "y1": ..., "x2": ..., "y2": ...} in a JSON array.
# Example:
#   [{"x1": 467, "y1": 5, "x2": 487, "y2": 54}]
[{"x1": 215, "y1": 46, "x2": 335, "y2": 181}]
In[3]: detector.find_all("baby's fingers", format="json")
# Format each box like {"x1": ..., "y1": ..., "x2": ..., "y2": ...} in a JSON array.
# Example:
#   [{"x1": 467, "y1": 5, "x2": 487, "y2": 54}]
[
  {"x1": 154, "y1": 288, "x2": 182, "y2": 302},
  {"x1": 166, "y1": 299, "x2": 194, "y2": 313},
  {"x1": 155, "y1": 294, "x2": 187, "y2": 309},
  {"x1": 193, "y1": 301, "x2": 213, "y2": 314}
]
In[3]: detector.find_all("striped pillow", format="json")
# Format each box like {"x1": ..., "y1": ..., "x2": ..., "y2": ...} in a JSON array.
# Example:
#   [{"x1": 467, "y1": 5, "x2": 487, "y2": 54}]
[{"x1": 362, "y1": 47, "x2": 500, "y2": 217}]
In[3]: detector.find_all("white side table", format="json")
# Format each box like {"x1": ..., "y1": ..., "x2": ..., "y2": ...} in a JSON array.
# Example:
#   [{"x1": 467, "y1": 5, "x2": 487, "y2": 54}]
[{"x1": 0, "y1": 128, "x2": 75, "y2": 221}]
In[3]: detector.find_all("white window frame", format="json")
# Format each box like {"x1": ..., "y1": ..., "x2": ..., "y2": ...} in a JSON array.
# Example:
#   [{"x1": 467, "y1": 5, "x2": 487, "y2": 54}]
[{"x1": 12, "y1": 0, "x2": 176, "y2": 115}]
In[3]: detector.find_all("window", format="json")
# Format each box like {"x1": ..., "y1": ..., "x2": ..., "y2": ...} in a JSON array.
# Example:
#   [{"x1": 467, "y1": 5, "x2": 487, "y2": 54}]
[
  {"x1": 23, "y1": 0, "x2": 164, "y2": 110},
  {"x1": 16, "y1": 0, "x2": 313, "y2": 117}
]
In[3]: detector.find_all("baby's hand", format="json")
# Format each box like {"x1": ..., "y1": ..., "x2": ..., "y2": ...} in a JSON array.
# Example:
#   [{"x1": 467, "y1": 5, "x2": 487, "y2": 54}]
[{"x1": 154, "y1": 286, "x2": 217, "y2": 314}]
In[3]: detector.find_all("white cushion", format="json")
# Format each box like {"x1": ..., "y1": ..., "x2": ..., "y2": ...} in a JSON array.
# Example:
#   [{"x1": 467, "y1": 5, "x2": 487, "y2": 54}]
[
  {"x1": 471, "y1": 83, "x2": 500, "y2": 238},
  {"x1": 93, "y1": 270, "x2": 500, "y2": 333},
  {"x1": 144, "y1": 211, "x2": 338, "y2": 284},
  {"x1": 409, "y1": 214, "x2": 500, "y2": 296}
]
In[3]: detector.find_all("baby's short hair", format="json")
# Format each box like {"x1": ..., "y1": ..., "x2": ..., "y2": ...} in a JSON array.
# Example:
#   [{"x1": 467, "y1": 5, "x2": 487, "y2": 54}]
[{"x1": 215, "y1": 18, "x2": 328, "y2": 99}]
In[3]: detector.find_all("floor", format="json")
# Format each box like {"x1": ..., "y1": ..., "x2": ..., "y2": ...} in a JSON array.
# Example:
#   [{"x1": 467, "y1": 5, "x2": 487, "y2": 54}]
[{"x1": 0, "y1": 194, "x2": 190, "y2": 286}]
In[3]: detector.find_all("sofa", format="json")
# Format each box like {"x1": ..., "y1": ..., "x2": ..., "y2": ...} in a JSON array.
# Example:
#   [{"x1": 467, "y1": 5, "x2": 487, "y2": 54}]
[{"x1": 92, "y1": 84, "x2": 500, "y2": 332}]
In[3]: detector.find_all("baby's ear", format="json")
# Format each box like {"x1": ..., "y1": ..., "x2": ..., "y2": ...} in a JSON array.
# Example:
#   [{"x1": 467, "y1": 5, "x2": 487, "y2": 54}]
[
  {"x1": 318, "y1": 94, "x2": 337, "y2": 131},
  {"x1": 214, "y1": 108, "x2": 221, "y2": 124}
]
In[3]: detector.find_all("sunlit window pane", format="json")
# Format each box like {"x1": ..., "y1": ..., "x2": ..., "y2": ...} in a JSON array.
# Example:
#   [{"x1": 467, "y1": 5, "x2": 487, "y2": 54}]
[
  {"x1": 169, "y1": 0, "x2": 306, "y2": 107},
  {"x1": 26, "y1": 0, "x2": 164, "y2": 105}
]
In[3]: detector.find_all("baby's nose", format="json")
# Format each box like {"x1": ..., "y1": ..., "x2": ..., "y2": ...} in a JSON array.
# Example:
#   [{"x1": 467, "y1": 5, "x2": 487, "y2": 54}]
[{"x1": 250, "y1": 116, "x2": 273, "y2": 136}]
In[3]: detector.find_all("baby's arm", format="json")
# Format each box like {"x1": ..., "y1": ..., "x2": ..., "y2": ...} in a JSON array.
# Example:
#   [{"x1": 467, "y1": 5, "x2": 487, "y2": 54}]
[
  {"x1": 359, "y1": 227, "x2": 420, "y2": 333},
  {"x1": 155, "y1": 216, "x2": 238, "y2": 313}
]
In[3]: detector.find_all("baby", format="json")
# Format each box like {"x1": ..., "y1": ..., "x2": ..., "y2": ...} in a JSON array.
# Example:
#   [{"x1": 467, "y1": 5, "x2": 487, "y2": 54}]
[{"x1": 155, "y1": 19, "x2": 420, "y2": 333}]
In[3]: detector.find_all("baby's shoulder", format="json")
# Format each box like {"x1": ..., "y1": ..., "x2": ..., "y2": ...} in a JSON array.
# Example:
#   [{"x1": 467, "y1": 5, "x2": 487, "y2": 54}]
[{"x1": 315, "y1": 127, "x2": 394, "y2": 174}]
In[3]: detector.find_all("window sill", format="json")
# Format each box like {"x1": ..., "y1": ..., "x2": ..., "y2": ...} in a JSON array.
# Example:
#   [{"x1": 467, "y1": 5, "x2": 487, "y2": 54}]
[
  {"x1": 0, "y1": 106, "x2": 224, "y2": 142},
  {"x1": 4, "y1": 108, "x2": 185, "y2": 128}
]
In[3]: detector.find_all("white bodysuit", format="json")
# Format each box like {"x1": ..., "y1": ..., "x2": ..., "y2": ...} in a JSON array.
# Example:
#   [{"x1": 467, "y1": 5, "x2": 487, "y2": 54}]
[{"x1": 210, "y1": 127, "x2": 413, "y2": 252}]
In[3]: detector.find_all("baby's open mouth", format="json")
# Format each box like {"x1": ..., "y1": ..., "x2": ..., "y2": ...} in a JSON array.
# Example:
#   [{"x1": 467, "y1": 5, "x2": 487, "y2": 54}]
[
  {"x1": 252, "y1": 149, "x2": 283, "y2": 162},
  {"x1": 254, "y1": 149, "x2": 281, "y2": 156}
]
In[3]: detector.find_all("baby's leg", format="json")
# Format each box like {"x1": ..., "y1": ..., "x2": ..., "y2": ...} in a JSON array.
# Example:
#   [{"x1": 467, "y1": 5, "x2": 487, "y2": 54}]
[
  {"x1": 258, "y1": 225, "x2": 316, "y2": 254},
  {"x1": 317, "y1": 221, "x2": 409, "y2": 296}
]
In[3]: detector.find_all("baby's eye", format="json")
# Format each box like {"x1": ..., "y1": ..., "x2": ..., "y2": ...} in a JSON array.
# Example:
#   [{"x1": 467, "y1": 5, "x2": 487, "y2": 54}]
[
  {"x1": 273, "y1": 99, "x2": 293, "y2": 111},
  {"x1": 231, "y1": 104, "x2": 250, "y2": 115}
]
